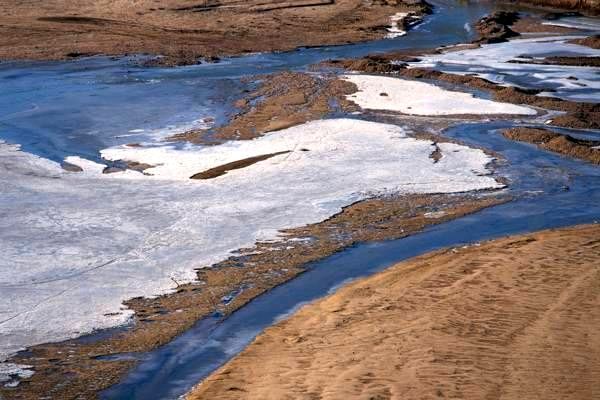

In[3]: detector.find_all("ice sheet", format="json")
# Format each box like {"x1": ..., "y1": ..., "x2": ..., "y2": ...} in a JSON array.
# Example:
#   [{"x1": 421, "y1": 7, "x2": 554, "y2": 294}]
[{"x1": 0, "y1": 119, "x2": 502, "y2": 366}]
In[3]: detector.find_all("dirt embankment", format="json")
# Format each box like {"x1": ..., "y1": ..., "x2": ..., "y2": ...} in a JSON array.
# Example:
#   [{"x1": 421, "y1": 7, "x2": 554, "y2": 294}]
[
  {"x1": 570, "y1": 34, "x2": 600, "y2": 49},
  {"x1": 171, "y1": 71, "x2": 358, "y2": 143},
  {"x1": 474, "y1": 11, "x2": 520, "y2": 43},
  {"x1": 0, "y1": 0, "x2": 429, "y2": 64},
  {"x1": 503, "y1": 127, "x2": 600, "y2": 164},
  {"x1": 504, "y1": 0, "x2": 600, "y2": 15},
  {"x1": 188, "y1": 223, "x2": 600, "y2": 400},
  {"x1": 0, "y1": 192, "x2": 505, "y2": 400}
]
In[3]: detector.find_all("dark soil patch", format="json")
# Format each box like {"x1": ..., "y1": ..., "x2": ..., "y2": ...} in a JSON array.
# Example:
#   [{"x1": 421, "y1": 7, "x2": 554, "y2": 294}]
[{"x1": 190, "y1": 150, "x2": 292, "y2": 179}]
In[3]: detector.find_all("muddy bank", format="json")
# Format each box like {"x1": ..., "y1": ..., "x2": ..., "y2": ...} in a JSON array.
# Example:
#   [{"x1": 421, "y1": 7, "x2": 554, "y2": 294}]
[
  {"x1": 504, "y1": 0, "x2": 600, "y2": 15},
  {"x1": 503, "y1": 127, "x2": 600, "y2": 164},
  {"x1": 188, "y1": 223, "x2": 600, "y2": 400},
  {"x1": 0, "y1": 0, "x2": 428, "y2": 64},
  {"x1": 0, "y1": 192, "x2": 505, "y2": 400},
  {"x1": 171, "y1": 72, "x2": 358, "y2": 143}
]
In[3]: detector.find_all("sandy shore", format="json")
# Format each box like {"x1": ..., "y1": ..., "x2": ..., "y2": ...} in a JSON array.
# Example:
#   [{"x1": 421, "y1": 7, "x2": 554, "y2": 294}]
[
  {"x1": 0, "y1": 0, "x2": 427, "y2": 64},
  {"x1": 188, "y1": 223, "x2": 600, "y2": 400}
]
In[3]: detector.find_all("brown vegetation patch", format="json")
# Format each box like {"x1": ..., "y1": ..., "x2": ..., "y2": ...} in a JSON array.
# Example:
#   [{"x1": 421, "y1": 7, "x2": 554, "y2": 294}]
[
  {"x1": 190, "y1": 150, "x2": 292, "y2": 179},
  {"x1": 173, "y1": 71, "x2": 359, "y2": 143},
  {"x1": 570, "y1": 34, "x2": 600, "y2": 49},
  {"x1": 474, "y1": 11, "x2": 520, "y2": 43},
  {"x1": 189, "y1": 223, "x2": 600, "y2": 400},
  {"x1": 509, "y1": 55, "x2": 600, "y2": 66},
  {"x1": 0, "y1": 0, "x2": 429, "y2": 63},
  {"x1": 503, "y1": 0, "x2": 600, "y2": 14},
  {"x1": 503, "y1": 127, "x2": 600, "y2": 164},
  {"x1": 60, "y1": 161, "x2": 83, "y2": 172},
  {"x1": 0, "y1": 191, "x2": 506, "y2": 400}
]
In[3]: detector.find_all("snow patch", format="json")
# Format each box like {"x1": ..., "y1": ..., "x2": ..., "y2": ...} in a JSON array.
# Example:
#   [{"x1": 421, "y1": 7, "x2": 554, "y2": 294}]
[
  {"x1": 342, "y1": 74, "x2": 536, "y2": 116},
  {"x1": 386, "y1": 12, "x2": 409, "y2": 38},
  {"x1": 0, "y1": 363, "x2": 34, "y2": 387}
]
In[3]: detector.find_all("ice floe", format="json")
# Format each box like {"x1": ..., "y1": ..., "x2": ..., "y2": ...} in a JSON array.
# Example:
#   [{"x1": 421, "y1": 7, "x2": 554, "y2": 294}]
[
  {"x1": 342, "y1": 74, "x2": 536, "y2": 115},
  {"x1": 413, "y1": 36, "x2": 600, "y2": 102},
  {"x1": 0, "y1": 119, "x2": 502, "y2": 365}
]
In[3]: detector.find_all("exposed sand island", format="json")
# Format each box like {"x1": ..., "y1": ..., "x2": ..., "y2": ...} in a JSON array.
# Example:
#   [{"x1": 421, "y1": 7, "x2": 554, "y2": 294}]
[{"x1": 189, "y1": 224, "x2": 600, "y2": 400}]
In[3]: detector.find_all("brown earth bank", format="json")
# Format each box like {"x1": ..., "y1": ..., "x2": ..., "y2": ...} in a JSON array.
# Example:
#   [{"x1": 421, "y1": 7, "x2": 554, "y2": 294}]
[
  {"x1": 508, "y1": 55, "x2": 600, "y2": 66},
  {"x1": 473, "y1": 11, "x2": 520, "y2": 43},
  {"x1": 188, "y1": 223, "x2": 600, "y2": 400},
  {"x1": 170, "y1": 71, "x2": 358, "y2": 143},
  {"x1": 503, "y1": 126, "x2": 600, "y2": 164},
  {"x1": 570, "y1": 34, "x2": 600, "y2": 48},
  {"x1": 0, "y1": 192, "x2": 506, "y2": 400},
  {"x1": 0, "y1": 0, "x2": 429, "y2": 64},
  {"x1": 504, "y1": 0, "x2": 600, "y2": 14}
]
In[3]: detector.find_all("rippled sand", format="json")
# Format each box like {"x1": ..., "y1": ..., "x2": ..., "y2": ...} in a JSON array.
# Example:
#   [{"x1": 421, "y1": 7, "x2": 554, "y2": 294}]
[{"x1": 189, "y1": 224, "x2": 600, "y2": 400}]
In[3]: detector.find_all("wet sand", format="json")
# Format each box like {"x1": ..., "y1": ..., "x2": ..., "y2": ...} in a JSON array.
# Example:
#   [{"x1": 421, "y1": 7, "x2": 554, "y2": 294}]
[
  {"x1": 0, "y1": 0, "x2": 428, "y2": 64},
  {"x1": 0, "y1": 193, "x2": 505, "y2": 400},
  {"x1": 188, "y1": 223, "x2": 600, "y2": 400}
]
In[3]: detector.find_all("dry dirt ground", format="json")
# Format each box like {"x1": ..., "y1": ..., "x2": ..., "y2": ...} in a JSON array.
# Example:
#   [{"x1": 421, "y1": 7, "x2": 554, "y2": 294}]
[
  {"x1": 189, "y1": 223, "x2": 600, "y2": 400},
  {"x1": 0, "y1": 0, "x2": 426, "y2": 64}
]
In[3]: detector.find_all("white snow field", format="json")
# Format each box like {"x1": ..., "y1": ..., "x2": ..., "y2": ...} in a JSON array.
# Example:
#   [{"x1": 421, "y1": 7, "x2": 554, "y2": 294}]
[
  {"x1": 342, "y1": 74, "x2": 537, "y2": 115},
  {"x1": 413, "y1": 36, "x2": 600, "y2": 102},
  {"x1": 0, "y1": 119, "x2": 503, "y2": 378}
]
